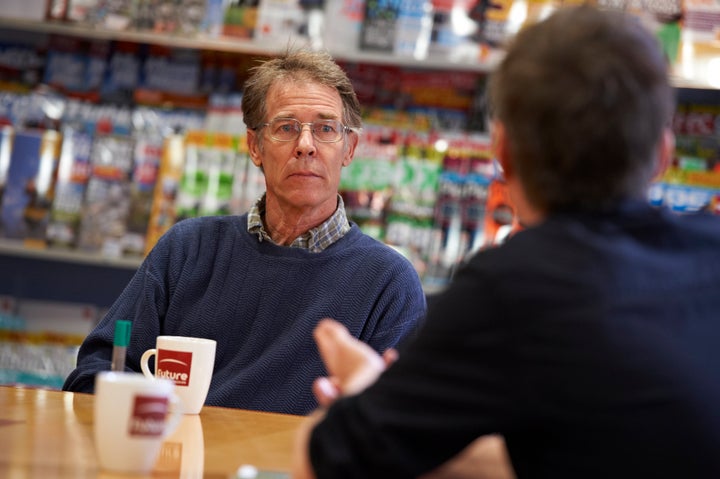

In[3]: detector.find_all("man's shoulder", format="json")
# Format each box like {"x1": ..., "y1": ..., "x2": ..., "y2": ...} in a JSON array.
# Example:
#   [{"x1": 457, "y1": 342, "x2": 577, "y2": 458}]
[
  {"x1": 169, "y1": 214, "x2": 248, "y2": 236},
  {"x1": 344, "y1": 226, "x2": 412, "y2": 262},
  {"x1": 151, "y1": 215, "x2": 249, "y2": 257}
]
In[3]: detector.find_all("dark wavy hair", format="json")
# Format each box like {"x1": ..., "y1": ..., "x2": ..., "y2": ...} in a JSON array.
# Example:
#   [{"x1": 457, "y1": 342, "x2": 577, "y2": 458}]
[{"x1": 489, "y1": 5, "x2": 675, "y2": 211}]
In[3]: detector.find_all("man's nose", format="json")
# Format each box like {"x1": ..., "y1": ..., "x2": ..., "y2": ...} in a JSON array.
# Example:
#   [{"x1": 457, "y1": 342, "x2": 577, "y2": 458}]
[{"x1": 296, "y1": 125, "x2": 317, "y2": 156}]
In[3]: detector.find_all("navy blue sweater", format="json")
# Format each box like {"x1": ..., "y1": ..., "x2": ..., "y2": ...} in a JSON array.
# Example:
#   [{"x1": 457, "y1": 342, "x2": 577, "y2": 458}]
[{"x1": 63, "y1": 214, "x2": 427, "y2": 415}]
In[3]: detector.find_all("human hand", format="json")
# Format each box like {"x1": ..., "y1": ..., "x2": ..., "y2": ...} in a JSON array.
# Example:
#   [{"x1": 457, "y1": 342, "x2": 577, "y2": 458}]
[{"x1": 312, "y1": 318, "x2": 398, "y2": 407}]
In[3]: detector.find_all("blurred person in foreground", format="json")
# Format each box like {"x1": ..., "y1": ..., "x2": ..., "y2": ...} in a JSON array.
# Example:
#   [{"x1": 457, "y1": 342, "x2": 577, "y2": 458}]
[
  {"x1": 63, "y1": 49, "x2": 427, "y2": 415},
  {"x1": 292, "y1": 6, "x2": 720, "y2": 478}
]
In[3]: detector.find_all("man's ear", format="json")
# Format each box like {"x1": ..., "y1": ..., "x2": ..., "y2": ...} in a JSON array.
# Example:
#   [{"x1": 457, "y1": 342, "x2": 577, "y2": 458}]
[
  {"x1": 492, "y1": 121, "x2": 513, "y2": 179},
  {"x1": 247, "y1": 129, "x2": 263, "y2": 168},
  {"x1": 342, "y1": 131, "x2": 359, "y2": 167},
  {"x1": 653, "y1": 127, "x2": 675, "y2": 180}
]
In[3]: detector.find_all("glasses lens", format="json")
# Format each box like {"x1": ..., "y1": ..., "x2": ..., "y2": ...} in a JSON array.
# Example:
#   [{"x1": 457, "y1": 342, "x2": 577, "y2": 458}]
[
  {"x1": 267, "y1": 119, "x2": 344, "y2": 142},
  {"x1": 269, "y1": 119, "x2": 301, "y2": 141},
  {"x1": 312, "y1": 120, "x2": 343, "y2": 142}
]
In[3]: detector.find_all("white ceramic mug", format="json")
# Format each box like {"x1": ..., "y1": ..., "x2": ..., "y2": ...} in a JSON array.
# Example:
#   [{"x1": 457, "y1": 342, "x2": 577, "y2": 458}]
[
  {"x1": 140, "y1": 335, "x2": 217, "y2": 414},
  {"x1": 94, "y1": 371, "x2": 182, "y2": 474}
]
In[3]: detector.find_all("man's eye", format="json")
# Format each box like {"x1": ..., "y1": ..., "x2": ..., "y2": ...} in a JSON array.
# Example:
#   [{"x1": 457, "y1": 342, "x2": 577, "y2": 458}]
[{"x1": 277, "y1": 123, "x2": 295, "y2": 133}]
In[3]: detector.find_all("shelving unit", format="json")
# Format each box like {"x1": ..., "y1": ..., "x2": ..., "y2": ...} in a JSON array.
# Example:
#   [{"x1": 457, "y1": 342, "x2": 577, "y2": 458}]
[
  {"x1": 1, "y1": 16, "x2": 716, "y2": 87},
  {"x1": 0, "y1": 240, "x2": 137, "y2": 307},
  {"x1": 0, "y1": 17, "x2": 281, "y2": 56},
  {"x1": 0, "y1": 13, "x2": 718, "y2": 309},
  {"x1": 0, "y1": 17, "x2": 502, "y2": 73},
  {"x1": 0, "y1": 239, "x2": 141, "y2": 269}
]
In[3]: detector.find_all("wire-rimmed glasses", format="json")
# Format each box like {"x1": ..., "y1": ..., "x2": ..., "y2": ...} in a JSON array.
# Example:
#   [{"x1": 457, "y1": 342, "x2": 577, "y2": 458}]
[{"x1": 255, "y1": 118, "x2": 356, "y2": 143}]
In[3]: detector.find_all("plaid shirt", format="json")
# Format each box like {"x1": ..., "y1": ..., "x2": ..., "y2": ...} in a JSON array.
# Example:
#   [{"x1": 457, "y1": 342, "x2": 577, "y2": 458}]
[{"x1": 247, "y1": 194, "x2": 351, "y2": 252}]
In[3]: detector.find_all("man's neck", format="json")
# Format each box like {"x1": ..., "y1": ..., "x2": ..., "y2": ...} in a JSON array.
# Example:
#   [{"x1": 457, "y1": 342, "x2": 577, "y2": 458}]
[
  {"x1": 263, "y1": 198, "x2": 337, "y2": 246},
  {"x1": 507, "y1": 178, "x2": 545, "y2": 228}
]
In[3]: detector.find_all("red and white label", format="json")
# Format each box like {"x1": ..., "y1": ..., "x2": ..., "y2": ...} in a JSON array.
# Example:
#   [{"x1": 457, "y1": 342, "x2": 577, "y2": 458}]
[
  {"x1": 129, "y1": 395, "x2": 168, "y2": 437},
  {"x1": 156, "y1": 349, "x2": 192, "y2": 387}
]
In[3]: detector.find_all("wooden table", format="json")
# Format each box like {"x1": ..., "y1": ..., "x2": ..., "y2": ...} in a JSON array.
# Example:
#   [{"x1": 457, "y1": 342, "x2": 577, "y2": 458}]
[{"x1": 0, "y1": 385, "x2": 303, "y2": 478}]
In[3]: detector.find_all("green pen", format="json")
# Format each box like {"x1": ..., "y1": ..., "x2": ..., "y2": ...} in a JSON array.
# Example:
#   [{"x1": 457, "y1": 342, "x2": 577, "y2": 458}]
[{"x1": 111, "y1": 320, "x2": 132, "y2": 372}]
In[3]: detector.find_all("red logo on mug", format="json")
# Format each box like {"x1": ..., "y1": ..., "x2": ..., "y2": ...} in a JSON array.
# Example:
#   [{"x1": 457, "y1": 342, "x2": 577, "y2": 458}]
[
  {"x1": 156, "y1": 349, "x2": 192, "y2": 386},
  {"x1": 129, "y1": 395, "x2": 168, "y2": 437}
]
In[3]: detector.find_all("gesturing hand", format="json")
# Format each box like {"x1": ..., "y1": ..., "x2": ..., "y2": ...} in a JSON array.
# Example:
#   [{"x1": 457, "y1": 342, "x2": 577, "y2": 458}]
[{"x1": 312, "y1": 318, "x2": 398, "y2": 407}]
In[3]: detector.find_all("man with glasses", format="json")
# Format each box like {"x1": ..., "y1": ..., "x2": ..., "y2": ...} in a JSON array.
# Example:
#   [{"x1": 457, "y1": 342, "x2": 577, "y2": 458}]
[{"x1": 63, "y1": 49, "x2": 427, "y2": 416}]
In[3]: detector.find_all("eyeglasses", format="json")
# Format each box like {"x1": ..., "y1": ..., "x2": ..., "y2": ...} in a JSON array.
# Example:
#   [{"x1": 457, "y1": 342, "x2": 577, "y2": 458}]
[{"x1": 255, "y1": 118, "x2": 355, "y2": 143}]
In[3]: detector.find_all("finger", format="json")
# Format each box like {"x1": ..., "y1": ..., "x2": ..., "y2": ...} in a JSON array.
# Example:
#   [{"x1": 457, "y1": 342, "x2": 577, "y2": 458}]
[
  {"x1": 314, "y1": 318, "x2": 367, "y2": 372},
  {"x1": 313, "y1": 319, "x2": 347, "y2": 373},
  {"x1": 314, "y1": 318, "x2": 351, "y2": 346},
  {"x1": 313, "y1": 377, "x2": 339, "y2": 407},
  {"x1": 315, "y1": 318, "x2": 382, "y2": 361},
  {"x1": 382, "y1": 348, "x2": 399, "y2": 367},
  {"x1": 314, "y1": 318, "x2": 386, "y2": 387}
]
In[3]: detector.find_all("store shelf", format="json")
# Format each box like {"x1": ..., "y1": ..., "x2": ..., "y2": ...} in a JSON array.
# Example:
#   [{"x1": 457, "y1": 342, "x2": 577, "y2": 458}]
[
  {"x1": 672, "y1": 40, "x2": 720, "y2": 91},
  {"x1": 672, "y1": 75, "x2": 720, "y2": 90},
  {"x1": 4, "y1": 17, "x2": 717, "y2": 85},
  {"x1": 345, "y1": 48, "x2": 503, "y2": 72},
  {"x1": 0, "y1": 239, "x2": 142, "y2": 270},
  {"x1": 0, "y1": 17, "x2": 501, "y2": 73},
  {"x1": 0, "y1": 17, "x2": 277, "y2": 55},
  {"x1": 0, "y1": 240, "x2": 139, "y2": 307}
]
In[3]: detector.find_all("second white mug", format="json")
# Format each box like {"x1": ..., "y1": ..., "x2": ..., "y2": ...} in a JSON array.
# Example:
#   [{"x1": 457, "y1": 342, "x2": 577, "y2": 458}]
[
  {"x1": 140, "y1": 335, "x2": 217, "y2": 414},
  {"x1": 94, "y1": 371, "x2": 182, "y2": 474}
]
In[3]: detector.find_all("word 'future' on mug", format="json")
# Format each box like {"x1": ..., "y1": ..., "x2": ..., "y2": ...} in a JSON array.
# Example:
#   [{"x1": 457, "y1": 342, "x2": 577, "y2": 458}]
[
  {"x1": 94, "y1": 371, "x2": 182, "y2": 474},
  {"x1": 141, "y1": 336, "x2": 217, "y2": 414}
]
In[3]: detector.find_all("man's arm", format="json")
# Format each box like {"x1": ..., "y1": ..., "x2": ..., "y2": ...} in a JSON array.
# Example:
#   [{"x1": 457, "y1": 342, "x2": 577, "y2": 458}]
[
  {"x1": 63, "y1": 243, "x2": 168, "y2": 392},
  {"x1": 292, "y1": 318, "x2": 516, "y2": 479},
  {"x1": 292, "y1": 408, "x2": 325, "y2": 479},
  {"x1": 292, "y1": 318, "x2": 391, "y2": 479}
]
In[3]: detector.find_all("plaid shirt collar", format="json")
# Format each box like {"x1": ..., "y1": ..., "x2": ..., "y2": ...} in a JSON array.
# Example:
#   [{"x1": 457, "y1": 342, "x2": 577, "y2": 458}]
[{"x1": 247, "y1": 194, "x2": 351, "y2": 252}]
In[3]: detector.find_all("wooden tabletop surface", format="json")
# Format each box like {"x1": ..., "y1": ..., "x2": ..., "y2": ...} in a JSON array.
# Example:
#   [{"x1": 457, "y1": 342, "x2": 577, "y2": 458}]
[{"x1": 0, "y1": 385, "x2": 303, "y2": 478}]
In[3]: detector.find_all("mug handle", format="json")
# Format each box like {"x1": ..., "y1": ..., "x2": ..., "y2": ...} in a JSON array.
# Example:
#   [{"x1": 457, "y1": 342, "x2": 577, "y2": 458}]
[{"x1": 140, "y1": 349, "x2": 157, "y2": 379}]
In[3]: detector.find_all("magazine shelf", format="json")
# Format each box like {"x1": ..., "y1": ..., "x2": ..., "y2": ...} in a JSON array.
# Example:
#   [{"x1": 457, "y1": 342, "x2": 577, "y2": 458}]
[{"x1": 0, "y1": 17, "x2": 501, "y2": 73}]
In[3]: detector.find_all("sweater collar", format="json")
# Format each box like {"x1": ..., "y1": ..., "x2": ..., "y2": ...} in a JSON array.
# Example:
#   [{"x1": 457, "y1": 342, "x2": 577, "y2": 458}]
[{"x1": 247, "y1": 194, "x2": 351, "y2": 252}]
